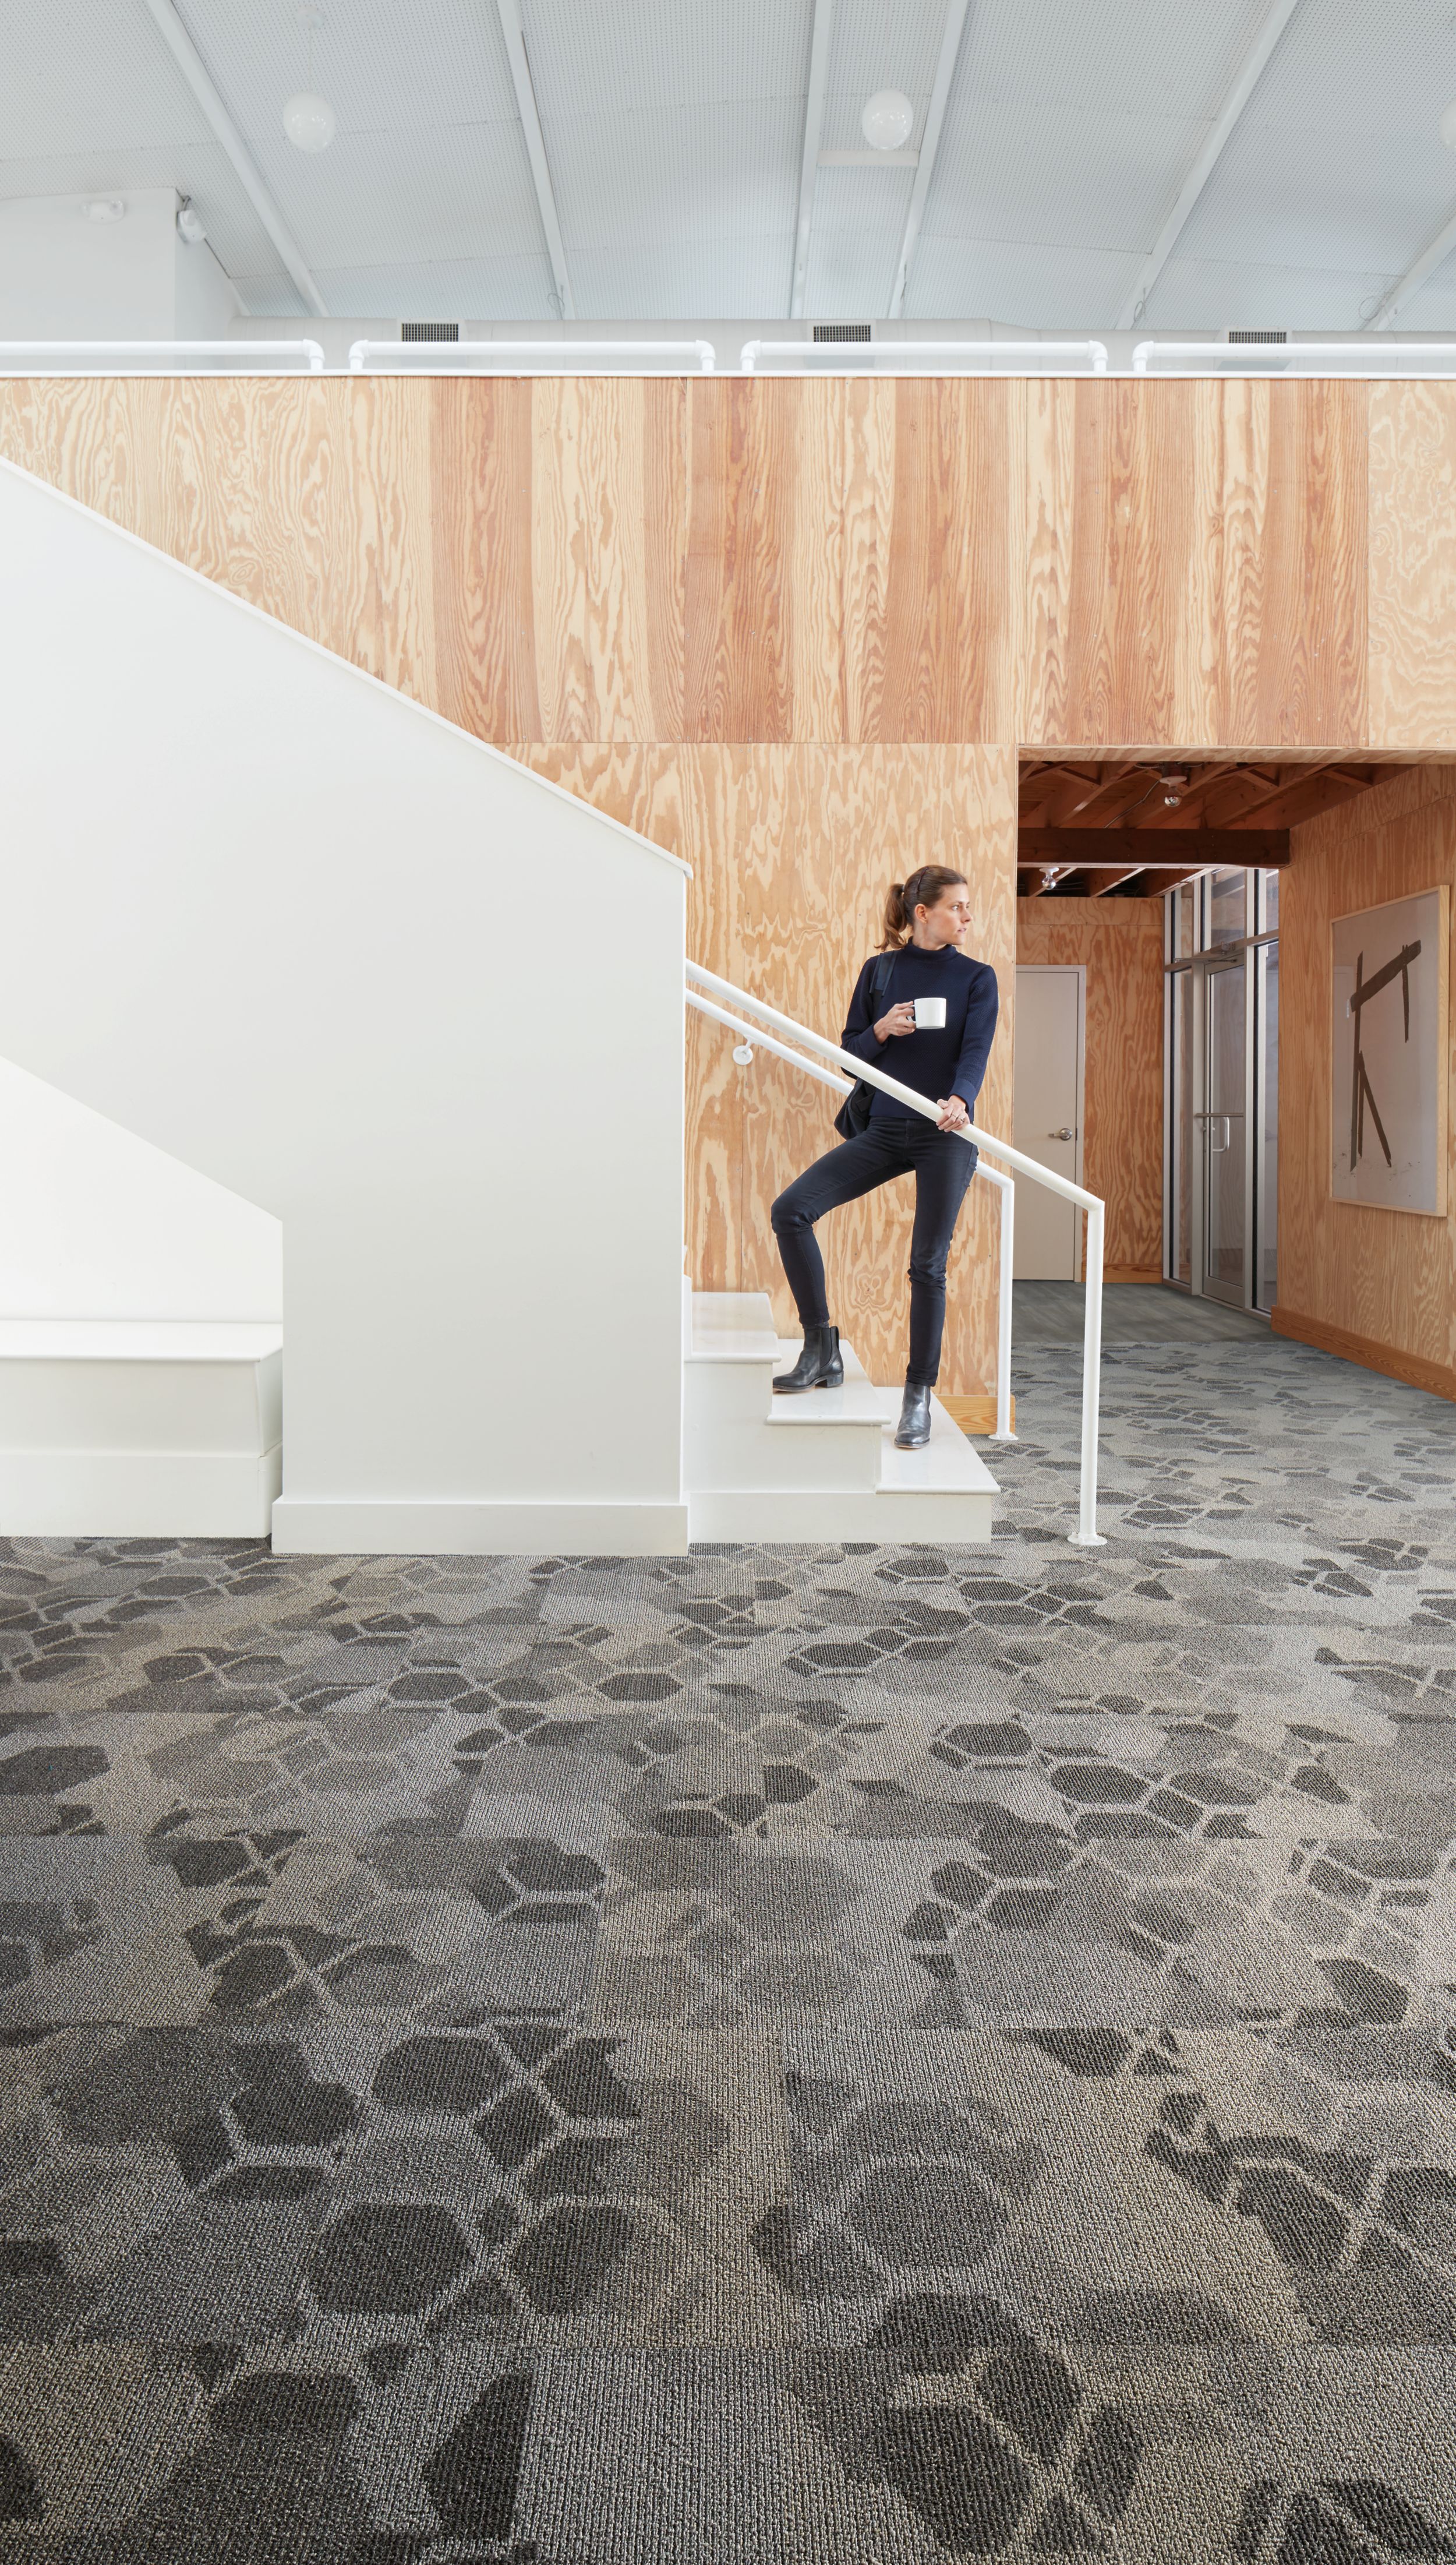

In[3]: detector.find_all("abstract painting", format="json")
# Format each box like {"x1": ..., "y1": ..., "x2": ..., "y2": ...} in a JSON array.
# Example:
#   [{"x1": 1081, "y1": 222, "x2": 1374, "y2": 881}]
[{"x1": 1331, "y1": 885, "x2": 1448, "y2": 1213}]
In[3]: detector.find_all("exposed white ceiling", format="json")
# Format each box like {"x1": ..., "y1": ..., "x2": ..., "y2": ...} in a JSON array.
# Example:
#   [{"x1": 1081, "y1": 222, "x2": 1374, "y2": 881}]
[{"x1": 7, "y1": 0, "x2": 1456, "y2": 327}]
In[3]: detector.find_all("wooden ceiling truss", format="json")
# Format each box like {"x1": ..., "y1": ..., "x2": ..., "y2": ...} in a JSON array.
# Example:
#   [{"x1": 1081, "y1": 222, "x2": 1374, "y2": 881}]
[{"x1": 1016, "y1": 758, "x2": 1412, "y2": 899}]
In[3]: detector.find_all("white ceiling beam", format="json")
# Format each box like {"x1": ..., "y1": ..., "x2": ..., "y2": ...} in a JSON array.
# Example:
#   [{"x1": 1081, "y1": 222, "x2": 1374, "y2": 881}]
[
  {"x1": 138, "y1": 0, "x2": 327, "y2": 318},
  {"x1": 1115, "y1": 0, "x2": 1303, "y2": 330},
  {"x1": 1363, "y1": 207, "x2": 1456, "y2": 330},
  {"x1": 791, "y1": 0, "x2": 835, "y2": 321},
  {"x1": 888, "y1": 0, "x2": 973, "y2": 323},
  {"x1": 494, "y1": 0, "x2": 574, "y2": 321}
]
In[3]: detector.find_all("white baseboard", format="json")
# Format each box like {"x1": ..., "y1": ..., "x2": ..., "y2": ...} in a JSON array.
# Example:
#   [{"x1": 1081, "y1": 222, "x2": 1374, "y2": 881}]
[
  {"x1": 0, "y1": 1444, "x2": 282, "y2": 1538},
  {"x1": 271, "y1": 1496, "x2": 691, "y2": 1557}
]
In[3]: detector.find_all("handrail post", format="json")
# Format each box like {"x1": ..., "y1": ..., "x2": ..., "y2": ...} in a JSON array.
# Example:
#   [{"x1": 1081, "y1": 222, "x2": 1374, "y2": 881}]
[
  {"x1": 1070, "y1": 1198, "x2": 1107, "y2": 1545},
  {"x1": 994, "y1": 1174, "x2": 1015, "y2": 1441}
]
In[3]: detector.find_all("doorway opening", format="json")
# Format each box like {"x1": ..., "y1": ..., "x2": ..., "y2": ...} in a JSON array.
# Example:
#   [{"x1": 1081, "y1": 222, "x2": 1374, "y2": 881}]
[{"x1": 1015, "y1": 753, "x2": 1419, "y2": 1330}]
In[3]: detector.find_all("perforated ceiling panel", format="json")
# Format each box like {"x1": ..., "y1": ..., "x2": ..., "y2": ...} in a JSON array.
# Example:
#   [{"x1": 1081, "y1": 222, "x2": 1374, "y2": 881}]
[{"x1": 5, "y1": 0, "x2": 1456, "y2": 327}]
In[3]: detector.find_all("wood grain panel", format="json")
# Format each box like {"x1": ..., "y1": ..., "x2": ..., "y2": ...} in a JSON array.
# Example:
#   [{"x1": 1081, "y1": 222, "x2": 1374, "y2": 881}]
[
  {"x1": 1018, "y1": 379, "x2": 1368, "y2": 747},
  {"x1": 1368, "y1": 382, "x2": 1456, "y2": 750},
  {"x1": 0, "y1": 372, "x2": 1376, "y2": 751},
  {"x1": 841, "y1": 379, "x2": 1019, "y2": 743},
  {"x1": 1281, "y1": 762, "x2": 1456, "y2": 1373},
  {"x1": 429, "y1": 377, "x2": 539, "y2": 741},
  {"x1": 1015, "y1": 897, "x2": 1165, "y2": 1274},
  {"x1": 510, "y1": 743, "x2": 1017, "y2": 1392}
]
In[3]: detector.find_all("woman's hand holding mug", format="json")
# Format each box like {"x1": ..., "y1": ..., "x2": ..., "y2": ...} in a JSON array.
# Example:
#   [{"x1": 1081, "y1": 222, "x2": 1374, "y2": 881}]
[{"x1": 874, "y1": 1000, "x2": 917, "y2": 1041}]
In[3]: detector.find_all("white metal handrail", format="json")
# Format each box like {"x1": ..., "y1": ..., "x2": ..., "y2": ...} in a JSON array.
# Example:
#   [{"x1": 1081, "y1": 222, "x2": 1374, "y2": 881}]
[
  {"x1": 741, "y1": 337, "x2": 1108, "y2": 375},
  {"x1": 1131, "y1": 337, "x2": 1456, "y2": 376},
  {"x1": 688, "y1": 958, "x2": 1105, "y2": 1544},
  {"x1": 0, "y1": 340, "x2": 326, "y2": 375},
  {"x1": 688, "y1": 986, "x2": 1015, "y2": 1443},
  {"x1": 347, "y1": 338, "x2": 716, "y2": 374}
]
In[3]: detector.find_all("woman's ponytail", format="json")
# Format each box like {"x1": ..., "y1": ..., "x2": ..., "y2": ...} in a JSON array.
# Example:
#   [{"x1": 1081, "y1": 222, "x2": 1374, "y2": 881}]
[
  {"x1": 878, "y1": 863, "x2": 969, "y2": 951},
  {"x1": 879, "y1": 881, "x2": 911, "y2": 950}
]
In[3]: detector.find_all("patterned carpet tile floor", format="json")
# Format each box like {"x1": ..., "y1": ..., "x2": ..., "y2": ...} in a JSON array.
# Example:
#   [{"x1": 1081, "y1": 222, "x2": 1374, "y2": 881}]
[{"x1": 0, "y1": 1335, "x2": 1454, "y2": 2557}]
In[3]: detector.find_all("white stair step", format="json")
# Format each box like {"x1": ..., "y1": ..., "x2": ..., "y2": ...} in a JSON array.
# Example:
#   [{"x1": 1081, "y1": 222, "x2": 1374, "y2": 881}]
[
  {"x1": 682, "y1": 1291, "x2": 998, "y2": 1539},
  {"x1": 763, "y1": 1340, "x2": 886, "y2": 1428},
  {"x1": 0, "y1": 1321, "x2": 282, "y2": 1537},
  {"x1": 687, "y1": 1290, "x2": 779, "y2": 1364}
]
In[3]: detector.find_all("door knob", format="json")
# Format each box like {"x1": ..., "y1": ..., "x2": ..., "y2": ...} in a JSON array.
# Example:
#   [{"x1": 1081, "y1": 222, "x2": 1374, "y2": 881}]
[{"x1": 1049, "y1": 1126, "x2": 1075, "y2": 1141}]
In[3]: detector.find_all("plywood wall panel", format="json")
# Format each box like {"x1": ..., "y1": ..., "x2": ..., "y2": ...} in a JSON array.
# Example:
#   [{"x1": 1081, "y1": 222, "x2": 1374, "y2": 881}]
[
  {"x1": 0, "y1": 372, "x2": 1382, "y2": 751},
  {"x1": 429, "y1": 377, "x2": 540, "y2": 742},
  {"x1": 1016, "y1": 379, "x2": 1367, "y2": 747},
  {"x1": 1280, "y1": 763, "x2": 1456, "y2": 1371},
  {"x1": 1368, "y1": 383, "x2": 1456, "y2": 750},
  {"x1": 1015, "y1": 898, "x2": 1164, "y2": 1275}
]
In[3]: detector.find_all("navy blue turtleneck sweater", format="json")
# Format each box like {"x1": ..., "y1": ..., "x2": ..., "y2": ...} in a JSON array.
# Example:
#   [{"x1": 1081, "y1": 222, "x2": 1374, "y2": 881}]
[{"x1": 842, "y1": 941, "x2": 999, "y2": 1125}]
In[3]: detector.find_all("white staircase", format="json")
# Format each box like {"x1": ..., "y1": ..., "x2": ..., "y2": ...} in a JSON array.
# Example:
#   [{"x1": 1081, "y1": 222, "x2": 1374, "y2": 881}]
[{"x1": 684, "y1": 1290, "x2": 998, "y2": 1542}]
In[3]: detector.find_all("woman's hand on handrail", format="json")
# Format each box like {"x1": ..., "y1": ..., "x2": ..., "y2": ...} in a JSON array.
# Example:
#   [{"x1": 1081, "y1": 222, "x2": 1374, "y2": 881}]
[
  {"x1": 936, "y1": 1095, "x2": 971, "y2": 1133},
  {"x1": 874, "y1": 1001, "x2": 916, "y2": 1042}
]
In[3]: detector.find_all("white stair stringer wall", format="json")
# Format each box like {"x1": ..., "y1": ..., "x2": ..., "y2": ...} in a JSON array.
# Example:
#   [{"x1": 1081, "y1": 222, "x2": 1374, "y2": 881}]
[{"x1": 0, "y1": 460, "x2": 688, "y2": 1555}]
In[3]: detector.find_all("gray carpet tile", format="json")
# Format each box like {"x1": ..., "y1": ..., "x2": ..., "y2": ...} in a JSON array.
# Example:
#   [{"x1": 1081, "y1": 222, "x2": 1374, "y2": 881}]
[
  {"x1": 1, "y1": 1332, "x2": 1455, "y2": 2555},
  {"x1": 1014, "y1": 1282, "x2": 1274, "y2": 1346}
]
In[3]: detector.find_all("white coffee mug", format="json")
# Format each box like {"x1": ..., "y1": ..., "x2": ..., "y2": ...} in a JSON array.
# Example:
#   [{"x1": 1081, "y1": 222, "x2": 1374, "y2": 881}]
[{"x1": 913, "y1": 995, "x2": 947, "y2": 1029}]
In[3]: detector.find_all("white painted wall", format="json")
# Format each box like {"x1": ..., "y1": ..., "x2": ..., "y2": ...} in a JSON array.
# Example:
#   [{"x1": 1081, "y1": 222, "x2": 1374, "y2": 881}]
[
  {"x1": 0, "y1": 1057, "x2": 281, "y2": 1320},
  {"x1": 0, "y1": 190, "x2": 238, "y2": 338},
  {"x1": 0, "y1": 460, "x2": 688, "y2": 1553}
]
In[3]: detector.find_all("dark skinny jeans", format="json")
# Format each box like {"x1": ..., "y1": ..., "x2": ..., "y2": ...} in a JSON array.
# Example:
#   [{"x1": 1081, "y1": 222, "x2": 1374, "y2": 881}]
[{"x1": 771, "y1": 1116, "x2": 978, "y2": 1387}]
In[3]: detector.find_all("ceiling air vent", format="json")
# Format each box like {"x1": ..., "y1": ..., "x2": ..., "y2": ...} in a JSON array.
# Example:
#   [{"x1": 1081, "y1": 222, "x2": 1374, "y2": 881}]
[
  {"x1": 1226, "y1": 329, "x2": 1287, "y2": 344},
  {"x1": 401, "y1": 322, "x2": 460, "y2": 343},
  {"x1": 813, "y1": 323, "x2": 872, "y2": 343}
]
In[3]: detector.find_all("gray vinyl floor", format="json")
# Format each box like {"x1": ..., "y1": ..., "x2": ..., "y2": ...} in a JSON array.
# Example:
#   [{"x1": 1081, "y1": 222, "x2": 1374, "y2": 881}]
[
  {"x1": 1015, "y1": 1279, "x2": 1271, "y2": 1346},
  {"x1": 1, "y1": 1333, "x2": 1455, "y2": 2559}
]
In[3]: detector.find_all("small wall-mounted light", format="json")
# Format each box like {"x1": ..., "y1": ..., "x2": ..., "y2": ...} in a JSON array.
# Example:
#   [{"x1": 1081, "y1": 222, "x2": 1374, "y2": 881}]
[
  {"x1": 176, "y1": 197, "x2": 207, "y2": 245},
  {"x1": 82, "y1": 198, "x2": 126, "y2": 224}
]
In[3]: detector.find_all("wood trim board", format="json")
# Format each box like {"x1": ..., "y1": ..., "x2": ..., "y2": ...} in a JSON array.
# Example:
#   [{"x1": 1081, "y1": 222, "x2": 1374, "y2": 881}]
[{"x1": 1270, "y1": 1303, "x2": 1456, "y2": 1403}]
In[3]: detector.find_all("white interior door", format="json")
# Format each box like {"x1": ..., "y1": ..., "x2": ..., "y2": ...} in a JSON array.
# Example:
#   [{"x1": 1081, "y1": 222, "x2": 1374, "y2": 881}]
[{"x1": 1012, "y1": 966, "x2": 1084, "y2": 1279}]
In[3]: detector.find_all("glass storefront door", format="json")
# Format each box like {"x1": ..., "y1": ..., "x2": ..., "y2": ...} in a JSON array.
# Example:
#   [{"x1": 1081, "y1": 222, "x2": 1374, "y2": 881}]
[
  {"x1": 1200, "y1": 959, "x2": 1248, "y2": 1304},
  {"x1": 1164, "y1": 867, "x2": 1278, "y2": 1316}
]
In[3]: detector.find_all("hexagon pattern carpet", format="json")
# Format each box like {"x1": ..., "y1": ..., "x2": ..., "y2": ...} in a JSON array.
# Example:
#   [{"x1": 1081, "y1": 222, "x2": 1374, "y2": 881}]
[{"x1": 0, "y1": 1336, "x2": 1454, "y2": 2559}]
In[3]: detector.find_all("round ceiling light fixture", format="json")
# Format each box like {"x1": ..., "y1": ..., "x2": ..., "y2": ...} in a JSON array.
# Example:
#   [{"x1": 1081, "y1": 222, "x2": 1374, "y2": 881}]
[
  {"x1": 284, "y1": 3, "x2": 335, "y2": 151},
  {"x1": 282, "y1": 90, "x2": 336, "y2": 150},
  {"x1": 1441, "y1": 97, "x2": 1456, "y2": 149},
  {"x1": 82, "y1": 197, "x2": 126, "y2": 223},
  {"x1": 861, "y1": 88, "x2": 914, "y2": 150}
]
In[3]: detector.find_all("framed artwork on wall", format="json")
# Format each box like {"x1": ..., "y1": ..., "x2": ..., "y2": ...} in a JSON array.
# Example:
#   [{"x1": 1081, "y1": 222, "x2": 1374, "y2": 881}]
[{"x1": 1331, "y1": 885, "x2": 1450, "y2": 1215}]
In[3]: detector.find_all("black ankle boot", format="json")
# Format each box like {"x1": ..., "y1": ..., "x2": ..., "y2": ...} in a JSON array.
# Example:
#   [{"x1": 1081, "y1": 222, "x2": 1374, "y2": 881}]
[
  {"x1": 895, "y1": 1384, "x2": 932, "y2": 1448},
  {"x1": 772, "y1": 1324, "x2": 843, "y2": 1393}
]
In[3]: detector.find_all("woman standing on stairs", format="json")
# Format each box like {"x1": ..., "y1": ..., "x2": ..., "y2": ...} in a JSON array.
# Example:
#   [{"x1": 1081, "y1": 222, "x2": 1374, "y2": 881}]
[{"x1": 770, "y1": 865, "x2": 999, "y2": 1451}]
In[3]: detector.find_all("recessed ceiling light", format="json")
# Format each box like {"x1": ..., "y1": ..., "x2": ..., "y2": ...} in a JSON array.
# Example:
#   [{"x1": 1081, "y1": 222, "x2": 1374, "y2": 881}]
[
  {"x1": 82, "y1": 197, "x2": 126, "y2": 224},
  {"x1": 861, "y1": 89, "x2": 914, "y2": 151}
]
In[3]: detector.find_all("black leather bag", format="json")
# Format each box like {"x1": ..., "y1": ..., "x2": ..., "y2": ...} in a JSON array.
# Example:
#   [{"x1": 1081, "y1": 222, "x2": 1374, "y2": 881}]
[{"x1": 833, "y1": 954, "x2": 896, "y2": 1140}]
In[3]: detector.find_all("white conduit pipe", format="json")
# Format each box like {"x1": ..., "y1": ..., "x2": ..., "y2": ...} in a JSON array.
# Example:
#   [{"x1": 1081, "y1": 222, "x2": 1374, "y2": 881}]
[
  {"x1": 689, "y1": 986, "x2": 1017, "y2": 1442},
  {"x1": 688, "y1": 959, "x2": 1103, "y2": 1541}
]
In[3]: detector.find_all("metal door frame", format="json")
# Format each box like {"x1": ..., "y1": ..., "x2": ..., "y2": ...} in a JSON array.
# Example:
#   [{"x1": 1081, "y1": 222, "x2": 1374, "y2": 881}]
[{"x1": 1164, "y1": 870, "x2": 1274, "y2": 1308}]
